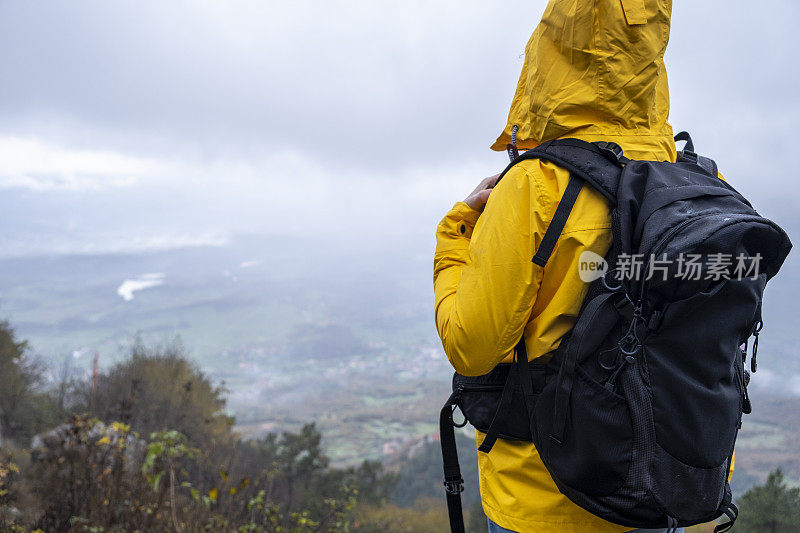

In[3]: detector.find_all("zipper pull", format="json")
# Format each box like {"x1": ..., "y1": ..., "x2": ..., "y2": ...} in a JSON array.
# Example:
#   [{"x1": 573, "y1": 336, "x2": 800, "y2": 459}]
[
  {"x1": 742, "y1": 368, "x2": 752, "y2": 416},
  {"x1": 751, "y1": 320, "x2": 763, "y2": 373}
]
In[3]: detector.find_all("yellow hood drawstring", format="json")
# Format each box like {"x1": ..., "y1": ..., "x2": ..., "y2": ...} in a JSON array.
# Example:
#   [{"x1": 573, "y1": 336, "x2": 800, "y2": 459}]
[{"x1": 506, "y1": 124, "x2": 519, "y2": 162}]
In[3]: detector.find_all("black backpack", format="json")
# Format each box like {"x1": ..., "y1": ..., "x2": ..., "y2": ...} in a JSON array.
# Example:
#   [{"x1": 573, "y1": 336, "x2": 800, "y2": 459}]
[{"x1": 439, "y1": 134, "x2": 792, "y2": 533}]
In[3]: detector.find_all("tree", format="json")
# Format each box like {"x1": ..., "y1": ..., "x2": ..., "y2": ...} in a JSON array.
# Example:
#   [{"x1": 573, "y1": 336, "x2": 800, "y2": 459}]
[
  {"x1": 352, "y1": 497, "x2": 450, "y2": 532},
  {"x1": 390, "y1": 433, "x2": 480, "y2": 509},
  {"x1": 225, "y1": 423, "x2": 390, "y2": 530},
  {"x1": 0, "y1": 321, "x2": 61, "y2": 445},
  {"x1": 735, "y1": 468, "x2": 800, "y2": 533},
  {"x1": 0, "y1": 329, "x2": 400, "y2": 531},
  {"x1": 83, "y1": 338, "x2": 234, "y2": 460}
]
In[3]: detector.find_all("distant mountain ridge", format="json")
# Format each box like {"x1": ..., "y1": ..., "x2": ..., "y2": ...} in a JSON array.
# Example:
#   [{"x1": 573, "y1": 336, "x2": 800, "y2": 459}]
[{"x1": 0, "y1": 231, "x2": 796, "y2": 483}]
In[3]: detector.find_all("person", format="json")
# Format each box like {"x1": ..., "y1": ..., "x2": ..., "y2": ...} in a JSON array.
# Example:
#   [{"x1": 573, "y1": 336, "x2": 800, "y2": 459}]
[{"x1": 433, "y1": 0, "x2": 720, "y2": 531}]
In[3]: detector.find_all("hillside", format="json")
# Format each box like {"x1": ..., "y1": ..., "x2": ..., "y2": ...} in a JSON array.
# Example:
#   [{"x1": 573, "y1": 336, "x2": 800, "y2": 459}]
[{"x1": 0, "y1": 233, "x2": 797, "y2": 482}]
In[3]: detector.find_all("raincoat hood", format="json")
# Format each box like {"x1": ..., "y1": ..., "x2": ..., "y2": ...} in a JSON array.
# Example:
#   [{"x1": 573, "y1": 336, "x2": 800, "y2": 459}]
[{"x1": 492, "y1": 0, "x2": 674, "y2": 152}]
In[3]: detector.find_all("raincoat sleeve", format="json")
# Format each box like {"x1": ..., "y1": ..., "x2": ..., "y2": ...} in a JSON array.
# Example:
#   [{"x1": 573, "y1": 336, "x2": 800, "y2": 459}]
[{"x1": 434, "y1": 165, "x2": 549, "y2": 376}]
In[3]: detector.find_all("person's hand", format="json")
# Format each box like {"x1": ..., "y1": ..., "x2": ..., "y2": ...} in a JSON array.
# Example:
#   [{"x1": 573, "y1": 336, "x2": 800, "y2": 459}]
[{"x1": 463, "y1": 174, "x2": 500, "y2": 212}]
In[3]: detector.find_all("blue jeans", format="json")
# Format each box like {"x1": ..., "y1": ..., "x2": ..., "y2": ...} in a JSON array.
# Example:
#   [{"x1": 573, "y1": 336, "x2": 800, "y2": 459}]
[{"x1": 487, "y1": 519, "x2": 684, "y2": 533}]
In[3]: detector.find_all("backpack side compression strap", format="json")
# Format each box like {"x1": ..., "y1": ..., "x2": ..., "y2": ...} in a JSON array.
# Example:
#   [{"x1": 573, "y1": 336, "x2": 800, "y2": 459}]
[
  {"x1": 440, "y1": 338, "x2": 529, "y2": 533},
  {"x1": 476, "y1": 362, "x2": 519, "y2": 453},
  {"x1": 440, "y1": 391, "x2": 466, "y2": 533}
]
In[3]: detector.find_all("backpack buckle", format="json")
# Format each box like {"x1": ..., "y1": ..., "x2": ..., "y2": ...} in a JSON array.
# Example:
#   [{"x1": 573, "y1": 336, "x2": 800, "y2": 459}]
[
  {"x1": 618, "y1": 333, "x2": 641, "y2": 356},
  {"x1": 444, "y1": 477, "x2": 464, "y2": 495},
  {"x1": 597, "y1": 142, "x2": 628, "y2": 164},
  {"x1": 677, "y1": 149, "x2": 698, "y2": 164}
]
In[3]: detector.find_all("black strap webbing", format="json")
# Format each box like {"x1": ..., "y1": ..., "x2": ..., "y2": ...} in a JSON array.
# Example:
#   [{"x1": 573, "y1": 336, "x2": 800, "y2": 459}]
[
  {"x1": 666, "y1": 516, "x2": 679, "y2": 533},
  {"x1": 514, "y1": 337, "x2": 538, "y2": 439},
  {"x1": 439, "y1": 391, "x2": 465, "y2": 533},
  {"x1": 675, "y1": 131, "x2": 720, "y2": 178},
  {"x1": 674, "y1": 131, "x2": 695, "y2": 153},
  {"x1": 532, "y1": 177, "x2": 584, "y2": 267},
  {"x1": 477, "y1": 365, "x2": 517, "y2": 453},
  {"x1": 713, "y1": 494, "x2": 738, "y2": 533}
]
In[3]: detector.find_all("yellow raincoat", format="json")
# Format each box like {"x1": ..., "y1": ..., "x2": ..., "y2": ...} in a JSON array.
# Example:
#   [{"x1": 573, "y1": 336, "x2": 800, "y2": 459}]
[{"x1": 433, "y1": 0, "x2": 730, "y2": 531}]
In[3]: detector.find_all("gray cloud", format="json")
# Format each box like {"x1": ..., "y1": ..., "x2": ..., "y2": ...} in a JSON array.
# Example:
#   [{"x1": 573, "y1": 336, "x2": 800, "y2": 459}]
[
  {"x1": 0, "y1": 1, "x2": 543, "y2": 170},
  {"x1": 0, "y1": 0, "x2": 797, "y2": 255}
]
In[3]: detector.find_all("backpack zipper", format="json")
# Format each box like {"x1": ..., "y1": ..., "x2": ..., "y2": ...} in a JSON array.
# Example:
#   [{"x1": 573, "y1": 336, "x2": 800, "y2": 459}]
[{"x1": 456, "y1": 383, "x2": 504, "y2": 393}]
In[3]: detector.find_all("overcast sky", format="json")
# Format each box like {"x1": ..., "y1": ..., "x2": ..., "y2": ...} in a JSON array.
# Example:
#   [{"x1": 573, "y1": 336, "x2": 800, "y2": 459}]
[{"x1": 0, "y1": 1, "x2": 797, "y2": 256}]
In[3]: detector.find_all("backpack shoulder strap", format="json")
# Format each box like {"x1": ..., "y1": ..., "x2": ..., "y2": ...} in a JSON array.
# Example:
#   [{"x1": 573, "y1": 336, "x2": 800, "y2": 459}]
[
  {"x1": 532, "y1": 177, "x2": 583, "y2": 267},
  {"x1": 497, "y1": 138, "x2": 625, "y2": 202},
  {"x1": 496, "y1": 138, "x2": 624, "y2": 267}
]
